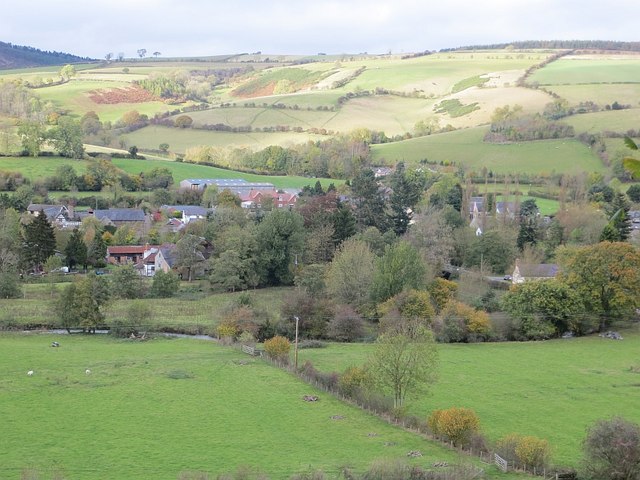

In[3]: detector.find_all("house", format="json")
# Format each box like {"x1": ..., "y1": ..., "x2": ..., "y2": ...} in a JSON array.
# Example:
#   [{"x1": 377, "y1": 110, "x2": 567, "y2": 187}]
[
  {"x1": 511, "y1": 262, "x2": 559, "y2": 284},
  {"x1": 160, "y1": 205, "x2": 213, "y2": 224},
  {"x1": 107, "y1": 245, "x2": 147, "y2": 265},
  {"x1": 155, "y1": 244, "x2": 177, "y2": 274},
  {"x1": 496, "y1": 201, "x2": 517, "y2": 219},
  {"x1": 240, "y1": 189, "x2": 298, "y2": 209},
  {"x1": 26, "y1": 204, "x2": 81, "y2": 229}
]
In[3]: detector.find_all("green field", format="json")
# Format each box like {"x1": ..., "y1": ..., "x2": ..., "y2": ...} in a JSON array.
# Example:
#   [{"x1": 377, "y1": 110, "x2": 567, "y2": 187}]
[
  {"x1": 4, "y1": 284, "x2": 290, "y2": 335},
  {"x1": 297, "y1": 327, "x2": 640, "y2": 467},
  {"x1": 34, "y1": 80, "x2": 171, "y2": 122},
  {"x1": 330, "y1": 52, "x2": 548, "y2": 96},
  {"x1": 180, "y1": 106, "x2": 337, "y2": 130},
  {"x1": 0, "y1": 155, "x2": 340, "y2": 190},
  {"x1": 123, "y1": 125, "x2": 325, "y2": 152},
  {"x1": 0, "y1": 334, "x2": 516, "y2": 480},
  {"x1": 529, "y1": 55, "x2": 640, "y2": 85},
  {"x1": 543, "y1": 83, "x2": 640, "y2": 107},
  {"x1": 371, "y1": 127, "x2": 606, "y2": 175},
  {"x1": 0, "y1": 155, "x2": 87, "y2": 178},
  {"x1": 564, "y1": 108, "x2": 640, "y2": 134},
  {"x1": 112, "y1": 157, "x2": 342, "y2": 189}
]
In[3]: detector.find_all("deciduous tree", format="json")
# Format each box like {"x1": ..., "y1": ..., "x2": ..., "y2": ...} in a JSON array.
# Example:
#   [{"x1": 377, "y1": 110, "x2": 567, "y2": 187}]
[
  {"x1": 558, "y1": 242, "x2": 640, "y2": 329},
  {"x1": 582, "y1": 417, "x2": 640, "y2": 480},
  {"x1": 369, "y1": 324, "x2": 438, "y2": 409}
]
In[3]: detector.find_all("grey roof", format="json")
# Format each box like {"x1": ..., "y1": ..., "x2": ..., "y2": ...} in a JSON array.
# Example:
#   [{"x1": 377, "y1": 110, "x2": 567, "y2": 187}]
[
  {"x1": 161, "y1": 205, "x2": 210, "y2": 216},
  {"x1": 519, "y1": 263, "x2": 559, "y2": 278},
  {"x1": 159, "y1": 243, "x2": 177, "y2": 267},
  {"x1": 94, "y1": 209, "x2": 145, "y2": 222}
]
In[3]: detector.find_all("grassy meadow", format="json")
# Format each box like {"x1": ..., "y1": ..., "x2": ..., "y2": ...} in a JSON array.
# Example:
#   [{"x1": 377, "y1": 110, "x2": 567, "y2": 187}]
[
  {"x1": 528, "y1": 54, "x2": 640, "y2": 85},
  {"x1": 0, "y1": 155, "x2": 340, "y2": 190},
  {"x1": 0, "y1": 333, "x2": 517, "y2": 480},
  {"x1": 564, "y1": 108, "x2": 640, "y2": 134},
  {"x1": 123, "y1": 125, "x2": 326, "y2": 152},
  {"x1": 2, "y1": 283, "x2": 292, "y2": 331},
  {"x1": 297, "y1": 326, "x2": 640, "y2": 467},
  {"x1": 371, "y1": 127, "x2": 605, "y2": 175},
  {"x1": 35, "y1": 79, "x2": 171, "y2": 122}
]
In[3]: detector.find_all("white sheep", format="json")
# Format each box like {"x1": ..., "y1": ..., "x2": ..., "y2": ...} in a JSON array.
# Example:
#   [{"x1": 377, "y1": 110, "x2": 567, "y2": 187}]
[
  {"x1": 27, "y1": 370, "x2": 34, "y2": 376},
  {"x1": 85, "y1": 369, "x2": 91, "y2": 375}
]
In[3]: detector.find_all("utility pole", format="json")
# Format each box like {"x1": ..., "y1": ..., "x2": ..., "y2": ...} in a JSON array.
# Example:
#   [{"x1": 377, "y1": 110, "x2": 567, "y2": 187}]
[{"x1": 294, "y1": 316, "x2": 299, "y2": 370}]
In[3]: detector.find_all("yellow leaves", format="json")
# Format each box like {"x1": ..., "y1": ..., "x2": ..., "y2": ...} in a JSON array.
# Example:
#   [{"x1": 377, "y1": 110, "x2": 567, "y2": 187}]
[
  {"x1": 428, "y1": 407, "x2": 480, "y2": 447},
  {"x1": 263, "y1": 335, "x2": 291, "y2": 361}
]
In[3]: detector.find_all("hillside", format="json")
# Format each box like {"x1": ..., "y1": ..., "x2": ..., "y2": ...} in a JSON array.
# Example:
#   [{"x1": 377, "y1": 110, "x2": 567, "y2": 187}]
[{"x1": 0, "y1": 40, "x2": 92, "y2": 69}]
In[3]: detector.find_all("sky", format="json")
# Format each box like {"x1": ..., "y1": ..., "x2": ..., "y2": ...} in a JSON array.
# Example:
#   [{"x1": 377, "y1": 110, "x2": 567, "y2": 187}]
[{"x1": 2, "y1": 0, "x2": 639, "y2": 59}]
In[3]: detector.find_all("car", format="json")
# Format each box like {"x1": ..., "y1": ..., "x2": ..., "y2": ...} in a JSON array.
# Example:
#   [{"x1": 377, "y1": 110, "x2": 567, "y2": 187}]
[
  {"x1": 95, "y1": 270, "x2": 106, "y2": 275},
  {"x1": 503, "y1": 275, "x2": 512, "y2": 281}
]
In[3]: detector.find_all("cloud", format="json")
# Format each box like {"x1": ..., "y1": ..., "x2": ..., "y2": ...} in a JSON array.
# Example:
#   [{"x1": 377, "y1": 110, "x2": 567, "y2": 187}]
[{"x1": 1, "y1": 0, "x2": 639, "y2": 58}]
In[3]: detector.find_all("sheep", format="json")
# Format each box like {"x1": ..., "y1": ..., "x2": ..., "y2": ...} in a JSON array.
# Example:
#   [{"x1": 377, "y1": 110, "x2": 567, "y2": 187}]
[
  {"x1": 27, "y1": 370, "x2": 34, "y2": 376},
  {"x1": 85, "y1": 369, "x2": 91, "y2": 375}
]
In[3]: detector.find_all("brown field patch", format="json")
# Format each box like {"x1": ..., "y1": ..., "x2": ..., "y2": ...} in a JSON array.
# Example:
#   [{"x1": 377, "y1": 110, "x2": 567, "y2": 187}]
[{"x1": 89, "y1": 85, "x2": 159, "y2": 104}]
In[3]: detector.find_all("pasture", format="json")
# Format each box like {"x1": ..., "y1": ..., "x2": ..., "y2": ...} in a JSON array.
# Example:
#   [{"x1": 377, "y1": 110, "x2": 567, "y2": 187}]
[
  {"x1": 298, "y1": 326, "x2": 640, "y2": 467},
  {"x1": 3, "y1": 284, "x2": 291, "y2": 332},
  {"x1": 0, "y1": 155, "x2": 87, "y2": 178},
  {"x1": 35, "y1": 79, "x2": 171, "y2": 122},
  {"x1": 371, "y1": 127, "x2": 606, "y2": 175},
  {"x1": 112, "y1": 157, "x2": 342, "y2": 189},
  {"x1": 564, "y1": 108, "x2": 640, "y2": 135},
  {"x1": 122, "y1": 125, "x2": 325, "y2": 152},
  {"x1": 0, "y1": 154, "x2": 341, "y2": 190},
  {"x1": 0, "y1": 333, "x2": 515, "y2": 479},
  {"x1": 542, "y1": 83, "x2": 640, "y2": 107},
  {"x1": 330, "y1": 52, "x2": 548, "y2": 97},
  {"x1": 528, "y1": 54, "x2": 640, "y2": 85}
]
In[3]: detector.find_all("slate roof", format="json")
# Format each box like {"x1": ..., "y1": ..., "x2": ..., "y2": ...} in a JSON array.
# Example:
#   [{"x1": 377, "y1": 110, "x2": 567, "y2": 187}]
[
  {"x1": 94, "y1": 209, "x2": 145, "y2": 222},
  {"x1": 518, "y1": 263, "x2": 559, "y2": 278},
  {"x1": 161, "y1": 205, "x2": 210, "y2": 216}
]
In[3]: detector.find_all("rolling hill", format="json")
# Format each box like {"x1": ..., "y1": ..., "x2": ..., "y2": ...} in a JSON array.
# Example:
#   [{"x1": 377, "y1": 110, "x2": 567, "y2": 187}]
[{"x1": 0, "y1": 40, "x2": 93, "y2": 69}]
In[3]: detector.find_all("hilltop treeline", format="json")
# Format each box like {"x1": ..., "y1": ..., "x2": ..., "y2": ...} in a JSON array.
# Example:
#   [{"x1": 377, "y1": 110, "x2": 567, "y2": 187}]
[
  {"x1": 0, "y1": 41, "x2": 92, "y2": 69},
  {"x1": 442, "y1": 40, "x2": 640, "y2": 52}
]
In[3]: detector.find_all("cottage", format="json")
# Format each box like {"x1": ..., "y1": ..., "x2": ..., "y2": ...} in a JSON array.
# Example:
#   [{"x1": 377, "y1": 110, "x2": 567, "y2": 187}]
[
  {"x1": 511, "y1": 262, "x2": 559, "y2": 284},
  {"x1": 26, "y1": 204, "x2": 80, "y2": 229}
]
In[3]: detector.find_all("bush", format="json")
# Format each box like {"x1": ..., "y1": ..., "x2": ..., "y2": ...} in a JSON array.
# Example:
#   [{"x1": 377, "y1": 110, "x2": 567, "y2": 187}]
[
  {"x1": 149, "y1": 270, "x2": 180, "y2": 298},
  {"x1": 216, "y1": 322, "x2": 238, "y2": 344},
  {"x1": 327, "y1": 305, "x2": 365, "y2": 342},
  {"x1": 263, "y1": 335, "x2": 290, "y2": 363},
  {"x1": 427, "y1": 407, "x2": 480, "y2": 447},
  {"x1": 497, "y1": 433, "x2": 550, "y2": 471},
  {"x1": 582, "y1": 416, "x2": 640, "y2": 480},
  {"x1": 516, "y1": 435, "x2": 550, "y2": 470},
  {"x1": 338, "y1": 365, "x2": 370, "y2": 397}
]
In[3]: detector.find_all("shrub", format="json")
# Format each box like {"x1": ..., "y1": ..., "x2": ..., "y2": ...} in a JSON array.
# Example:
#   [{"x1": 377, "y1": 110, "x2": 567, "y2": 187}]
[
  {"x1": 327, "y1": 305, "x2": 365, "y2": 342},
  {"x1": 216, "y1": 322, "x2": 238, "y2": 344},
  {"x1": 516, "y1": 436, "x2": 550, "y2": 470},
  {"x1": 435, "y1": 301, "x2": 491, "y2": 343},
  {"x1": 149, "y1": 270, "x2": 180, "y2": 298},
  {"x1": 497, "y1": 433, "x2": 550, "y2": 470},
  {"x1": 338, "y1": 365, "x2": 371, "y2": 397},
  {"x1": 582, "y1": 416, "x2": 640, "y2": 480},
  {"x1": 175, "y1": 115, "x2": 193, "y2": 128},
  {"x1": 428, "y1": 278, "x2": 458, "y2": 313},
  {"x1": 263, "y1": 335, "x2": 290, "y2": 363},
  {"x1": 427, "y1": 407, "x2": 480, "y2": 447}
]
